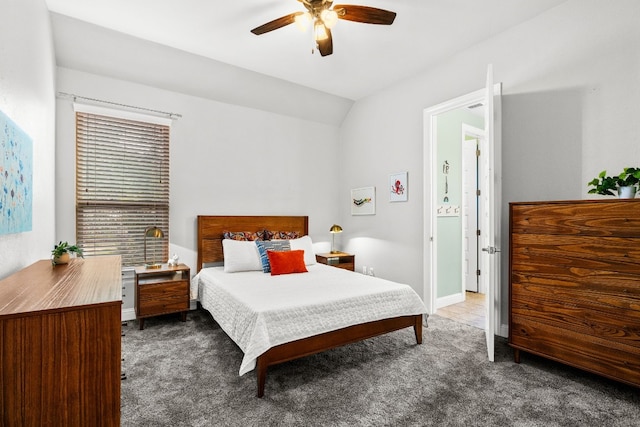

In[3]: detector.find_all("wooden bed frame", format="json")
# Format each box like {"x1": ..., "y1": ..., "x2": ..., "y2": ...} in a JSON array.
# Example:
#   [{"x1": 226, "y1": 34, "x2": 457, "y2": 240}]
[{"x1": 196, "y1": 215, "x2": 423, "y2": 397}]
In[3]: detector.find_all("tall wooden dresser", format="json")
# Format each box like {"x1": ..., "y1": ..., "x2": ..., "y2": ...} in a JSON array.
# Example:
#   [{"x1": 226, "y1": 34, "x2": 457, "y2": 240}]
[
  {"x1": 0, "y1": 256, "x2": 122, "y2": 426},
  {"x1": 509, "y1": 200, "x2": 640, "y2": 387}
]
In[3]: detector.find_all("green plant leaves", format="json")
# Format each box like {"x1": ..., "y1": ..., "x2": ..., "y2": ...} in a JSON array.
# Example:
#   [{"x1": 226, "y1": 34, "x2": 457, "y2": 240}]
[{"x1": 588, "y1": 167, "x2": 640, "y2": 196}]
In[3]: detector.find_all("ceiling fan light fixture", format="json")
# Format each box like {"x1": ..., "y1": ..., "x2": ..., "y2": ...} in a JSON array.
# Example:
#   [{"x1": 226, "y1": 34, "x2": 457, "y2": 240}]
[
  {"x1": 320, "y1": 9, "x2": 338, "y2": 29},
  {"x1": 294, "y1": 12, "x2": 312, "y2": 32},
  {"x1": 314, "y1": 22, "x2": 329, "y2": 41},
  {"x1": 250, "y1": 1, "x2": 397, "y2": 57}
]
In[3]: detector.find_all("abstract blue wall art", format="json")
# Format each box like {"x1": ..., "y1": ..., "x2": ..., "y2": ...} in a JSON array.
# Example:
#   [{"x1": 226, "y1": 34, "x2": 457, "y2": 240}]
[{"x1": 0, "y1": 110, "x2": 33, "y2": 235}]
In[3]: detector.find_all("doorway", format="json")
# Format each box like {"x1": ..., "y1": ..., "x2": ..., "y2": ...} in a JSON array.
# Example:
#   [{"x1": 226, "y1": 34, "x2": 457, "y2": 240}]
[
  {"x1": 430, "y1": 114, "x2": 487, "y2": 330},
  {"x1": 462, "y1": 125, "x2": 483, "y2": 295},
  {"x1": 423, "y1": 76, "x2": 503, "y2": 356},
  {"x1": 426, "y1": 91, "x2": 486, "y2": 311}
]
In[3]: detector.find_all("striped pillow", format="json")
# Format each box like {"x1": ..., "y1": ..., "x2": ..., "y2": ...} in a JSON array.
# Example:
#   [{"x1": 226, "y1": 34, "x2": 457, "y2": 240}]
[{"x1": 255, "y1": 240, "x2": 291, "y2": 273}]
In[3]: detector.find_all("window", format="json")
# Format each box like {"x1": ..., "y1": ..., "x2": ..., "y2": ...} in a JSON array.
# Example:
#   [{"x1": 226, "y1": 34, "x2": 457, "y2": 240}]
[{"x1": 75, "y1": 105, "x2": 170, "y2": 267}]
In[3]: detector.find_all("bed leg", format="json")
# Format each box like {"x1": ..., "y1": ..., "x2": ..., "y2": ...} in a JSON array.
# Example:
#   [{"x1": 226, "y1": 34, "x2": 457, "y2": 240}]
[
  {"x1": 414, "y1": 315, "x2": 423, "y2": 344},
  {"x1": 256, "y1": 357, "x2": 267, "y2": 398}
]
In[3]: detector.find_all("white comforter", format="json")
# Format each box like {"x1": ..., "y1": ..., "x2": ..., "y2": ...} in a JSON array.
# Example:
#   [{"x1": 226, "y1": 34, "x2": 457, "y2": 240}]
[{"x1": 192, "y1": 263, "x2": 427, "y2": 375}]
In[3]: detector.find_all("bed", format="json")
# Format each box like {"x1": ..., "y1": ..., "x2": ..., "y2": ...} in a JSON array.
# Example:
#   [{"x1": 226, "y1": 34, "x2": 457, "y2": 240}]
[{"x1": 194, "y1": 215, "x2": 427, "y2": 397}]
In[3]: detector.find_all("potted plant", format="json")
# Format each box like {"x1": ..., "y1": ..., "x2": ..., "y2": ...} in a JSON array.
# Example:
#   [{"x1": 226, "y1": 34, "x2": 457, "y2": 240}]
[
  {"x1": 588, "y1": 168, "x2": 640, "y2": 198},
  {"x1": 51, "y1": 241, "x2": 84, "y2": 265},
  {"x1": 615, "y1": 167, "x2": 640, "y2": 198}
]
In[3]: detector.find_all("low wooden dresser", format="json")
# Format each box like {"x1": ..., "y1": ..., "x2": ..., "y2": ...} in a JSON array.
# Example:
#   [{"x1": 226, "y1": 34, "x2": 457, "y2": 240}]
[
  {"x1": 509, "y1": 199, "x2": 640, "y2": 387},
  {"x1": 0, "y1": 256, "x2": 122, "y2": 426}
]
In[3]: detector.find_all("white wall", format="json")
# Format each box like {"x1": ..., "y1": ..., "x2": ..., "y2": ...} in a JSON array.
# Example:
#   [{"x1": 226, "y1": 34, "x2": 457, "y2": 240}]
[
  {"x1": 0, "y1": 0, "x2": 56, "y2": 279},
  {"x1": 339, "y1": 0, "x2": 640, "y2": 330},
  {"x1": 50, "y1": 12, "x2": 354, "y2": 128},
  {"x1": 55, "y1": 67, "x2": 342, "y2": 271}
]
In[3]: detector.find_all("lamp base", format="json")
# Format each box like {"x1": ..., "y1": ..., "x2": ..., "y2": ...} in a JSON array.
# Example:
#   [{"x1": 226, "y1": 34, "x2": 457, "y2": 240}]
[
  {"x1": 330, "y1": 250, "x2": 341, "y2": 254},
  {"x1": 144, "y1": 263, "x2": 162, "y2": 269}
]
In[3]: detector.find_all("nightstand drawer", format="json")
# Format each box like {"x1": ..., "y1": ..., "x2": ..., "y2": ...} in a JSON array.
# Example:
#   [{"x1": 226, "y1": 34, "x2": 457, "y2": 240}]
[
  {"x1": 315, "y1": 253, "x2": 355, "y2": 272},
  {"x1": 326, "y1": 259, "x2": 354, "y2": 270},
  {"x1": 334, "y1": 262, "x2": 354, "y2": 271},
  {"x1": 138, "y1": 280, "x2": 188, "y2": 300},
  {"x1": 138, "y1": 281, "x2": 188, "y2": 316},
  {"x1": 138, "y1": 295, "x2": 188, "y2": 317}
]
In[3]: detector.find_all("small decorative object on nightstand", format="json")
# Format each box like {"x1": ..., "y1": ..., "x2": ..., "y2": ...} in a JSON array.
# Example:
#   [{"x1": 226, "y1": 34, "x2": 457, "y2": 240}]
[
  {"x1": 315, "y1": 252, "x2": 355, "y2": 271},
  {"x1": 134, "y1": 263, "x2": 190, "y2": 330}
]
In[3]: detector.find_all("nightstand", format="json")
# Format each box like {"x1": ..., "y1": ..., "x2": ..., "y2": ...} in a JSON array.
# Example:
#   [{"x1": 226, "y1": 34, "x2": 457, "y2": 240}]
[
  {"x1": 134, "y1": 263, "x2": 190, "y2": 330},
  {"x1": 315, "y1": 252, "x2": 355, "y2": 271}
]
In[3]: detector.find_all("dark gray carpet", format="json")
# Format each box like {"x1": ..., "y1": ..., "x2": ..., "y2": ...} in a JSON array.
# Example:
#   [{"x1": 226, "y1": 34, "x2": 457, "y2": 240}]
[{"x1": 121, "y1": 310, "x2": 639, "y2": 426}]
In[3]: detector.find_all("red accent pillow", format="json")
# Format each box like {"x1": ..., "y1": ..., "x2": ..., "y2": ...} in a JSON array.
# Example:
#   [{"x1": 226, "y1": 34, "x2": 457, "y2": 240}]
[{"x1": 267, "y1": 250, "x2": 308, "y2": 276}]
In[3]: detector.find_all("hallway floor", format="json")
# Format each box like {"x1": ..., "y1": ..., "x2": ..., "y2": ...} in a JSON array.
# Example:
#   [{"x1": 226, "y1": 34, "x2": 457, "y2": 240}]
[{"x1": 436, "y1": 291, "x2": 485, "y2": 329}]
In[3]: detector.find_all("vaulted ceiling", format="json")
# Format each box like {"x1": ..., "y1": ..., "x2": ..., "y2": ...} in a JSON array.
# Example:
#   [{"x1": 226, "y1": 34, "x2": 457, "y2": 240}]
[{"x1": 46, "y1": 0, "x2": 567, "y2": 101}]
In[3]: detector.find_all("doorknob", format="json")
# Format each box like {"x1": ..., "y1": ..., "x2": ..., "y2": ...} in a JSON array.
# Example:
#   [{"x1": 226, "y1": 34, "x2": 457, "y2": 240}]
[{"x1": 481, "y1": 246, "x2": 500, "y2": 254}]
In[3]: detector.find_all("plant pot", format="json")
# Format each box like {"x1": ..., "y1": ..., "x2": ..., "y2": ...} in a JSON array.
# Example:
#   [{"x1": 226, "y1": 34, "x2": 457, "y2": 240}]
[
  {"x1": 618, "y1": 186, "x2": 637, "y2": 199},
  {"x1": 53, "y1": 252, "x2": 70, "y2": 265}
]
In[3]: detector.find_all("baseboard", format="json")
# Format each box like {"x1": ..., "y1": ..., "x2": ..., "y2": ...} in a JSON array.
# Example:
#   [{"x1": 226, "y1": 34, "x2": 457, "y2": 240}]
[
  {"x1": 498, "y1": 323, "x2": 508, "y2": 338},
  {"x1": 122, "y1": 307, "x2": 136, "y2": 322},
  {"x1": 436, "y1": 292, "x2": 464, "y2": 309}
]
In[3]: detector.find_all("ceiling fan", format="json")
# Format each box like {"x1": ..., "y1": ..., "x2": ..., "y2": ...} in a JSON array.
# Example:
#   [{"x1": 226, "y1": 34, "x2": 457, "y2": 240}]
[{"x1": 250, "y1": 0, "x2": 396, "y2": 57}]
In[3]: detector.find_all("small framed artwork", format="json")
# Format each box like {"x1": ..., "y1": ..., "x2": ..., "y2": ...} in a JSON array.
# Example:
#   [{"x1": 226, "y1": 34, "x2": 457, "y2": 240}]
[
  {"x1": 389, "y1": 172, "x2": 408, "y2": 202},
  {"x1": 351, "y1": 187, "x2": 376, "y2": 215}
]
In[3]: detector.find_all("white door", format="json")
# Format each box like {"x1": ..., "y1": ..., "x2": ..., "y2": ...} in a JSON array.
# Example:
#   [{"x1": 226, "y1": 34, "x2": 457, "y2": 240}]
[
  {"x1": 479, "y1": 64, "x2": 502, "y2": 362},
  {"x1": 462, "y1": 136, "x2": 479, "y2": 293}
]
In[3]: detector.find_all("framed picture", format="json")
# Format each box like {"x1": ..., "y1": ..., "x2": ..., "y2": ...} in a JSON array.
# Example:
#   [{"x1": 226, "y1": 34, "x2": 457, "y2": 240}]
[
  {"x1": 389, "y1": 172, "x2": 408, "y2": 202},
  {"x1": 0, "y1": 110, "x2": 33, "y2": 235},
  {"x1": 351, "y1": 187, "x2": 375, "y2": 215}
]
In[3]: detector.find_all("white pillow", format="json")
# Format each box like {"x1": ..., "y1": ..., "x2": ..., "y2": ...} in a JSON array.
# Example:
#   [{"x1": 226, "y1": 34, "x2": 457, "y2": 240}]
[
  {"x1": 289, "y1": 235, "x2": 317, "y2": 265},
  {"x1": 222, "y1": 239, "x2": 262, "y2": 272}
]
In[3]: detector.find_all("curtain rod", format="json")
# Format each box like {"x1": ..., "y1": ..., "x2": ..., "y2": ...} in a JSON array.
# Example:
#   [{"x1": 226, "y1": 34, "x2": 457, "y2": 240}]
[{"x1": 56, "y1": 92, "x2": 182, "y2": 119}]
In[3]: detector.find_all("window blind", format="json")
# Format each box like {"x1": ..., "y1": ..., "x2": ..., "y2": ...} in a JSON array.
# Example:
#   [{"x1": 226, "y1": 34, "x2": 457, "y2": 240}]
[{"x1": 76, "y1": 111, "x2": 170, "y2": 267}]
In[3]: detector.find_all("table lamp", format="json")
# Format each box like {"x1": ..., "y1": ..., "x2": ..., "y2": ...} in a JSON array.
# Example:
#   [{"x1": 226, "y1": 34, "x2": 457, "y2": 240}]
[
  {"x1": 329, "y1": 224, "x2": 342, "y2": 253},
  {"x1": 144, "y1": 226, "x2": 164, "y2": 269}
]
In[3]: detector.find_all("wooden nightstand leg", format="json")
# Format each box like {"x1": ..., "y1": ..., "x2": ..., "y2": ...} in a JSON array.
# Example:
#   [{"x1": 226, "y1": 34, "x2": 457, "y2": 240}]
[
  {"x1": 139, "y1": 318, "x2": 145, "y2": 330},
  {"x1": 181, "y1": 311, "x2": 187, "y2": 322}
]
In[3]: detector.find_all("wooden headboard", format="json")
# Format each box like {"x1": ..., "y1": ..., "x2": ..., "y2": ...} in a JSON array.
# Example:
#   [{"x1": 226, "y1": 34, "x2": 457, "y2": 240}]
[{"x1": 196, "y1": 215, "x2": 309, "y2": 272}]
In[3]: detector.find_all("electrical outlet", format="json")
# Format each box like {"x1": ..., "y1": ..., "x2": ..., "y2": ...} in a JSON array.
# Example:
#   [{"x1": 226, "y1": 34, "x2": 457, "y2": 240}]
[
  {"x1": 368, "y1": 267, "x2": 374, "y2": 276},
  {"x1": 362, "y1": 265, "x2": 367, "y2": 274}
]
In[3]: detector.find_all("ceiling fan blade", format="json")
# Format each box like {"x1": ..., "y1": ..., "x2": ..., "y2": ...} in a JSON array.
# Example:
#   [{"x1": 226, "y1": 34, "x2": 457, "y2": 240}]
[
  {"x1": 251, "y1": 12, "x2": 302, "y2": 35},
  {"x1": 333, "y1": 5, "x2": 396, "y2": 25},
  {"x1": 317, "y1": 29, "x2": 333, "y2": 56}
]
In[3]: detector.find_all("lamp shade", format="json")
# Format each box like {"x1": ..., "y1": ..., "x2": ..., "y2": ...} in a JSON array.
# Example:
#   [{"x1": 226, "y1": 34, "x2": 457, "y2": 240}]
[
  {"x1": 145, "y1": 226, "x2": 164, "y2": 238},
  {"x1": 314, "y1": 22, "x2": 329, "y2": 41},
  {"x1": 321, "y1": 9, "x2": 338, "y2": 29},
  {"x1": 329, "y1": 224, "x2": 343, "y2": 233}
]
